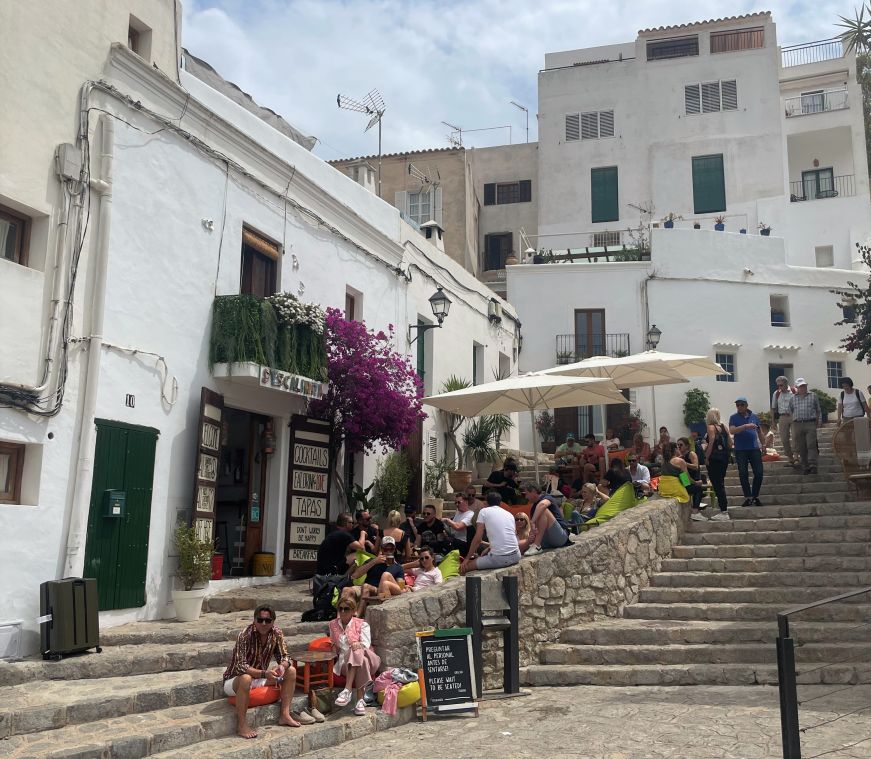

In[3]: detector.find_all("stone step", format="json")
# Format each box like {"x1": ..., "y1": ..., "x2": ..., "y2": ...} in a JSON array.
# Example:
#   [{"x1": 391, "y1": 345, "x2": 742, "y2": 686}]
[
  {"x1": 650, "y1": 571, "x2": 871, "y2": 588},
  {"x1": 722, "y1": 482, "x2": 849, "y2": 495},
  {"x1": 729, "y1": 502, "x2": 871, "y2": 520},
  {"x1": 520, "y1": 662, "x2": 871, "y2": 687},
  {"x1": 538, "y1": 641, "x2": 871, "y2": 666},
  {"x1": 719, "y1": 494, "x2": 856, "y2": 507},
  {"x1": 149, "y1": 707, "x2": 414, "y2": 758},
  {"x1": 0, "y1": 696, "x2": 413, "y2": 758},
  {"x1": 671, "y1": 541, "x2": 871, "y2": 559},
  {"x1": 685, "y1": 515, "x2": 871, "y2": 533},
  {"x1": 623, "y1": 602, "x2": 871, "y2": 622},
  {"x1": 0, "y1": 634, "x2": 320, "y2": 688},
  {"x1": 679, "y1": 527, "x2": 871, "y2": 545},
  {"x1": 637, "y1": 585, "x2": 865, "y2": 605},
  {"x1": 661, "y1": 555, "x2": 871, "y2": 573},
  {"x1": 559, "y1": 619, "x2": 871, "y2": 646},
  {"x1": 203, "y1": 581, "x2": 313, "y2": 615}
]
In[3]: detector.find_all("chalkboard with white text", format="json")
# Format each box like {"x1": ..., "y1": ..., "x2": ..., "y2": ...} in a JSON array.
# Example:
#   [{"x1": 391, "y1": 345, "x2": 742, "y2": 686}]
[{"x1": 417, "y1": 628, "x2": 478, "y2": 717}]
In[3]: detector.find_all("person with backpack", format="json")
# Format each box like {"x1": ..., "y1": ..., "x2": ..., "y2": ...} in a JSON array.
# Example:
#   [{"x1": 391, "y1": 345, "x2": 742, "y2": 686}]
[
  {"x1": 705, "y1": 407, "x2": 732, "y2": 521},
  {"x1": 838, "y1": 376, "x2": 868, "y2": 424},
  {"x1": 771, "y1": 376, "x2": 797, "y2": 467}
]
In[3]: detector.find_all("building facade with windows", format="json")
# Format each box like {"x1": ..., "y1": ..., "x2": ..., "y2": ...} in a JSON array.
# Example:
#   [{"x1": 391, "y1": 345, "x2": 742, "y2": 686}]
[{"x1": 0, "y1": 2, "x2": 517, "y2": 658}]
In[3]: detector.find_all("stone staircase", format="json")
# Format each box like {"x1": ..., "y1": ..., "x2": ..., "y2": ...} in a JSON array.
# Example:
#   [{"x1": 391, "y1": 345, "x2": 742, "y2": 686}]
[
  {"x1": 522, "y1": 425, "x2": 871, "y2": 687},
  {"x1": 0, "y1": 582, "x2": 414, "y2": 757}
]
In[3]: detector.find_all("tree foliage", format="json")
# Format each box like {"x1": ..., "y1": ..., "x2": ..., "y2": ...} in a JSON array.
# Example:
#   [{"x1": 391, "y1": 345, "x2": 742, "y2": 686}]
[
  {"x1": 838, "y1": 5, "x2": 871, "y2": 178},
  {"x1": 309, "y1": 308, "x2": 426, "y2": 461},
  {"x1": 833, "y1": 243, "x2": 871, "y2": 361}
]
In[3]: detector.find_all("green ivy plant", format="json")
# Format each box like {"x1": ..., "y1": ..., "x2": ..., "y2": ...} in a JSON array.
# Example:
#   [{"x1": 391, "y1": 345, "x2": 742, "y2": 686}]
[
  {"x1": 812, "y1": 388, "x2": 838, "y2": 414},
  {"x1": 424, "y1": 457, "x2": 451, "y2": 499}
]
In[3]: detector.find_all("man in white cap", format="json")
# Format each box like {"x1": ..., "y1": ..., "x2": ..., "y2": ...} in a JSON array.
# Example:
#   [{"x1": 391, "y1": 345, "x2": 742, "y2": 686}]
[{"x1": 788, "y1": 379, "x2": 822, "y2": 474}]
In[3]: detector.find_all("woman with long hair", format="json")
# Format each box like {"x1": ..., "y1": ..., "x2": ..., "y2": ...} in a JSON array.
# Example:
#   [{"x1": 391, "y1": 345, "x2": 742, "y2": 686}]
[{"x1": 705, "y1": 407, "x2": 732, "y2": 521}]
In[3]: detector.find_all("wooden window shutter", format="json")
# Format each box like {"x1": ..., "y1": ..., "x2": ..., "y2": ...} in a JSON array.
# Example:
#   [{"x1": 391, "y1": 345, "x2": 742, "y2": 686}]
[
  {"x1": 394, "y1": 191, "x2": 408, "y2": 216},
  {"x1": 685, "y1": 84, "x2": 701, "y2": 114},
  {"x1": 483, "y1": 183, "x2": 496, "y2": 205},
  {"x1": 599, "y1": 111, "x2": 614, "y2": 137},
  {"x1": 581, "y1": 112, "x2": 599, "y2": 139},
  {"x1": 591, "y1": 166, "x2": 619, "y2": 223},
  {"x1": 721, "y1": 80, "x2": 738, "y2": 110},
  {"x1": 242, "y1": 227, "x2": 280, "y2": 261},
  {"x1": 692, "y1": 154, "x2": 726, "y2": 214},
  {"x1": 565, "y1": 114, "x2": 580, "y2": 141},
  {"x1": 701, "y1": 82, "x2": 721, "y2": 113},
  {"x1": 433, "y1": 186, "x2": 443, "y2": 225},
  {"x1": 519, "y1": 180, "x2": 532, "y2": 202}
]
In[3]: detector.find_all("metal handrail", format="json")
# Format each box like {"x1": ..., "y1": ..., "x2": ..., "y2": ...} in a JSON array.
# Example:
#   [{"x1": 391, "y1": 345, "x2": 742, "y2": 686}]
[
  {"x1": 784, "y1": 89, "x2": 848, "y2": 117},
  {"x1": 781, "y1": 38, "x2": 844, "y2": 67},
  {"x1": 788, "y1": 174, "x2": 855, "y2": 201}
]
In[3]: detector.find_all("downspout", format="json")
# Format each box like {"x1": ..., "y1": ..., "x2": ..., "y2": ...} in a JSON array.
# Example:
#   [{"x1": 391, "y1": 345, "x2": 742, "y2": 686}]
[{"x1": 63, "y1": 115, "x2": 113, "y2": 576}]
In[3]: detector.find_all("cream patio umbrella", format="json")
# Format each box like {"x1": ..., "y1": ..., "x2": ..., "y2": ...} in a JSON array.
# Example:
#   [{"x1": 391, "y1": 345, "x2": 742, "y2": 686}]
[{"x1": 422, "y1": 373, "x2": 629, "y2": 480}]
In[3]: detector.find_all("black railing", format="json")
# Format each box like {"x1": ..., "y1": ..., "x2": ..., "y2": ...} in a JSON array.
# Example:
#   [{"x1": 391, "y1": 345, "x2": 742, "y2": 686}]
[
  {"x1": 555, "y1": 333, "x2": 630, "y2": 363},
  {"x1": 776, "y1": 586, "x2": 871, "y2": 759},
  {"x1": 789, "y1": 174, "x2": 855, "y2": 202},
  {"x1": 781, "y1": 38, "x2": 844, "y2": 67}
]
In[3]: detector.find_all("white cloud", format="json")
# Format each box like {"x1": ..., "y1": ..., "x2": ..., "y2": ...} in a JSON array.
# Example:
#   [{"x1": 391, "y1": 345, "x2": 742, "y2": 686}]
[{"x1": 183, "y1": 0, "x2": 854, "y2": 159}]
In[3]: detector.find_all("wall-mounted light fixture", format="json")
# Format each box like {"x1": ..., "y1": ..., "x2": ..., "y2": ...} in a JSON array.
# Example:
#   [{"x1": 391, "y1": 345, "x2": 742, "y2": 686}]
[
  {"x1": 408, "y1": 287, "x2": 452, "y2": 345},
  {"x1": 646, "y1": 324, "x2": 662, "y2": 351},
  {"x1": 488, "y1": 298, "x2": 503, "y2": 324},
  {"x1": 261, "y1": 420, "x2": 276, "y2": 455}
]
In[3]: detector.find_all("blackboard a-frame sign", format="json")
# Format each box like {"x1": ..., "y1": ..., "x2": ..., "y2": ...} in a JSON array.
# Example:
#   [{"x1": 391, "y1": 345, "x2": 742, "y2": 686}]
[{"x1": 416, "y1": 627, "x2": 479, "y2": 720}]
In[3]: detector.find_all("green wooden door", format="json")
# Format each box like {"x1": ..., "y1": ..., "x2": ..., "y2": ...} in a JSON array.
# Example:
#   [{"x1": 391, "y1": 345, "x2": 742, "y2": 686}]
[{"x1": 83, "y1": 420, "x2": 159, "y2": 611}]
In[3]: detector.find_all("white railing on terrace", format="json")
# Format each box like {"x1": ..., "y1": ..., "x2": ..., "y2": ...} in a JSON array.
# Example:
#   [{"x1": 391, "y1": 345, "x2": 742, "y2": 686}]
[
  {"x1": 781, "y1": 38, "x2": 845, "y2": 67},
  {"x1": 784, "y1": 89, "x2": 848, "y2": 117}
]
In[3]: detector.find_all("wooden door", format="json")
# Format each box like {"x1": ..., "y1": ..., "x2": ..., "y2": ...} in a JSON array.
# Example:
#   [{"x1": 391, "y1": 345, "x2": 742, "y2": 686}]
[{"x1": 574, "y1": 309, "x2": 606, "y2": 359}]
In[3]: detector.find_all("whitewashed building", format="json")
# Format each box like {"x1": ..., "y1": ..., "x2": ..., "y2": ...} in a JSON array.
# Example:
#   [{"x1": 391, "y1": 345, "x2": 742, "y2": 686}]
[
  {"x1": 509, "y1": 12, "x2": 871, "y2": 447},
  {"x1": 0, "y1": 2, "x2": 517, "y2": 658}
]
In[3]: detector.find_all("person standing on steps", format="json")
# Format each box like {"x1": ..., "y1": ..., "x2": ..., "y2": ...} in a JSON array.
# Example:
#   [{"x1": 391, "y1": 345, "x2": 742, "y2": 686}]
[
  {"x1": 771, "y1": 375, "x2": 797, "y2": 467},
  {"x1": 837, "y1": 376, "x2": 868, "y2": 425},
  {"x1": 705, "y1": 408, "x2": 732, "y2": 520},
  {"x1": 222, "y1": 604, "x2": 314, "y2": 739},
  {"x1": 729, "y1": 397, "x2": 764, "y2": 507},
  {"x1": 789, "y1": 378, "x2": 822, "y2": 475}
]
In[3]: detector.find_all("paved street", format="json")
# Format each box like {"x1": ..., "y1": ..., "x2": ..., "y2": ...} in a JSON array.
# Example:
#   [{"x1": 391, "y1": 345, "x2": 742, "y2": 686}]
[{"x1": 308, "y1": 685, "x2": 871, "y2": 759}]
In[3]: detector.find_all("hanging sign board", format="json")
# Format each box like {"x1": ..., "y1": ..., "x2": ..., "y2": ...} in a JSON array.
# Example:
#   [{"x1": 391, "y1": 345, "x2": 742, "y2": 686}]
[
  {"x1": 284, "y1": 414, "x2": 332, "y2": 575},
  {"x1": 191, "y1": 388, "x2": 224, "y2": 543},
  {"x1": 416, "y1": 627, "x2": 479, "y2": 720}
]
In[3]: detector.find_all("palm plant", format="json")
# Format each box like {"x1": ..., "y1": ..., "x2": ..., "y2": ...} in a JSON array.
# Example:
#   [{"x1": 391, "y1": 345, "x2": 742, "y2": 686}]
[
  {"x1": 462, "y1": 417, "x2": 500, "y2": 466},
  {"x1": 438, "y1": 375, "x2": 471, "y2": 467},
  {"x1": 837, "y1": 4, "x2": 871, "y2": 52}
]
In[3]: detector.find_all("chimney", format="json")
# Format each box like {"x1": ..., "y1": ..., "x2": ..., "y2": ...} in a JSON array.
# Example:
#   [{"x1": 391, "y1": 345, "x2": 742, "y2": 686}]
[
  {"x1": 419, "y1": 220, "x2": 445, "y2": 252},
  {"x1": 345, "y1": 161, "x2": 376, "y2": 194}
]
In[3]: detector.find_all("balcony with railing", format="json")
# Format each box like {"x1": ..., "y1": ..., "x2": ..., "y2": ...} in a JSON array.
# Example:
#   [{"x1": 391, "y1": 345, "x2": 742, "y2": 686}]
[
  {"x1": 555, "y1": 333, "x2": 630, "y2": 363},
  {"x1": 781, "y1": 38, "x2": 845, "y2": 68},
  {"x1": 789, "y1": 174, "x2": 855, "y2": 201},
  {"x1": 784, "y1": 89, "x2": 848, "y2": 117}
]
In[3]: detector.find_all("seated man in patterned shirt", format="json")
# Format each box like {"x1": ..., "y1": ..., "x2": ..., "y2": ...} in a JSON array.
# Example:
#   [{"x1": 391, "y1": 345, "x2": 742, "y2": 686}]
[{"x1": 222, "y1": 604, "x2": 314, "y2": 738}]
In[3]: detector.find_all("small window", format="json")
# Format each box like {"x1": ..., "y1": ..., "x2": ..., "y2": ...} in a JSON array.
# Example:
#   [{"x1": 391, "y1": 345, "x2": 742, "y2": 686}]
[
  {"x1": 240, "y1": 227, "x2": 279, "y2": 298},
  {"x1": 827, "y1": 360, "x2": 844, "y2": 389},
  {"x1": 692, "y1": 154, "x2": 726, "y2": 214},
  {"x1": 484, "y1": 181, "x2": 532, "y2": 206},
  {"x1": 716, "y1": 353, "x2": 735, "y2": 382},
  {"x1": 0, "y1": 204, "x2": 31, "y2": 267},
  {"x1": 472, "y1": 343, "x2": 484, "y2": 386},
  {"x1": 710, "y1": 28, "x2": 764, "y2": 53},
  {"x1": 408, "y1": 190, "x2": 432, "y2": 224},
  {"x1": 579, "y1": 110, "x2": 615, "y2": 140},
  {"x1": 591, "y1": 166, "x2": 619, "y2": 223},
  {"x1": 0, "y1": 442, "x2": 25, "y2": 504},
  {"x1": 647, "y1": 36, "x2": 699, "y2": 61},
  {"x1": 770, "y1": 295, "x2": 790, "y2": 327},
  {"x1": 593, "y1": 231, "x2": 621, "y2": 247},
  {"x1": 565, "y1": 114, "x2": 580, "y2": 141},
  {"x1": 842, "y1": 303, "x2": 857, "y2": 323},
  {"x1": 815, "y1": 245, "x2": 834, "y2": 268},
  {"x1": 483, "y1": 232, "x2": 512, "y2": 271},
  {"x1": 685, "y1": 81, "x2": 738, "y2": 115},
  {"x1": 127, "y1": 15, "x2": 153, "y2": 62}
]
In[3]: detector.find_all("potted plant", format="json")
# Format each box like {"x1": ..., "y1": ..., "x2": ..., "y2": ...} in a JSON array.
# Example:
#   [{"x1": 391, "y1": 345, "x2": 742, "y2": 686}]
[
  {"x1": 424, "y1": 457, "x2": 450, "y2": 516},
  {"x1": 463, "y1": 416, "x2": 500, "y2": 478},
  {"x1": 505, "y1": 252, "x2": 519, "y2": 266},
  {"x1": 349, "y1": 481, "x2": 374, "y2": 512},
  {"x1": 740, "y1": 228, "x2": 747, "y2": 234},
  {"x1": 446, "y1": 463, "x2": 473, "y2": 493},
  {"x1": 172, "y1": 523, "x2": 214, "y2": 622},
  {"x1": 372, "y1": 452, "x2": 413, "y2": 515},
  {"x1": 759, "y1": 222, "x2": 772, "y2": 237},
  {"x1": 536, "y1": 410, "x2": 556, "y2": 454},
  {"x1": 682, "y1": 388, "x2": 711, "y2": 438},
  {"x1": 812, "y1": 388, "x2": 837, "y2": 422},
  {"x1": 714, "y1": 215, "x2": 726, "y2": 232},
  {"x1": 693, "y1": 221, "x2": 701, "y2": 229},
  {"x1": 662, "y1": 212, "x2": 682, "y2": 229},
  {"x1": 557, "y1": 350, "x2": 574, "y2": 365}
]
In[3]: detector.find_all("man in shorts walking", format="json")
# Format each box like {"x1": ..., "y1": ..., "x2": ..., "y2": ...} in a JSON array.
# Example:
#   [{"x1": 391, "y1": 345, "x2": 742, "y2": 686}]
[{"x1": 460, "y1": 492, "x2": 521, "y2": 573}]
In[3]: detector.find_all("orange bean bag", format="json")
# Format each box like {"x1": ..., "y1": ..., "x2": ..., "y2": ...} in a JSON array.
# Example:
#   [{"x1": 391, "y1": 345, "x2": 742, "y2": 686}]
[
  {"x1": 228, "y1": 685, "x2": 281, "y2": 706},
  {"x1": 308, "y1": 636, "x2": 332, "y2": 652}
]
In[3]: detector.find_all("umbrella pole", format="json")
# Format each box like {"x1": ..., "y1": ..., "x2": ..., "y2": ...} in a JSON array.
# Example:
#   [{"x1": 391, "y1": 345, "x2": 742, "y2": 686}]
[
  {"x1": 600, "y1": 405, "x2": 609, "y2": 468},
  {"x1": 530, "y1": 409, "x2": 540, "y2": 483}
]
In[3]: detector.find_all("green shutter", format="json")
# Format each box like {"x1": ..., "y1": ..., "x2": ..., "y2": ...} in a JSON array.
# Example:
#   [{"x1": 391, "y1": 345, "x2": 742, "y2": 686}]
[
  {"x1": 591, "y1": 167, "x2": 619, "y2": 223},
  {"x1": 417, "y1": 319, "x2": 425, "y2": 386},
  {"x1": 692, "y1": 154, "x2": 726, "y2": 214}
]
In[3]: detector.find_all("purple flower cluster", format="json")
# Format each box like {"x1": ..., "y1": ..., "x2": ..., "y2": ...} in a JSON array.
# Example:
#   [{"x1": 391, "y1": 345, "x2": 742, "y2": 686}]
[{"x1": 309, "y1": 308, "x2": 427, "y2": 456}]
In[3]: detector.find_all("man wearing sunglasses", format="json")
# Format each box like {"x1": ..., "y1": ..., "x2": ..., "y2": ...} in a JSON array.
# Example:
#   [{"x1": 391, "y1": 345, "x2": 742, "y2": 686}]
[{"x1": 222, "y1": 604, "x2": 314, "y2": 738}]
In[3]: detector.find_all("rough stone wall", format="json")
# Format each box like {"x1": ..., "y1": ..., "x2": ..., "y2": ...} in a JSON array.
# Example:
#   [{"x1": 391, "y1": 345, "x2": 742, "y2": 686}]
[{"x1": 367, "y1": 498, "x2": 688, "y2": 686}]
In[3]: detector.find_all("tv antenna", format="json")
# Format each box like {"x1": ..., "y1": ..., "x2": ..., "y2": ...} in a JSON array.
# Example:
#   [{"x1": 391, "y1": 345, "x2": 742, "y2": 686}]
[
  {"x1": 337, "y1": 89, "x2": 387, "y2": 197},
  {"x1": 442, "y1": 121, "x2": 463, "y2": 147}
]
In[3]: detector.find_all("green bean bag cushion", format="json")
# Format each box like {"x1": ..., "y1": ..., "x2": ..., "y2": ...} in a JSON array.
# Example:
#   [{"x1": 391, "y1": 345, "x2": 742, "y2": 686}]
[
  {"x1": 437, "y1": 550, "x2": 461, "y2": 580},
  {"x1": 353, "y1": 551, "x2": 375, "y2": 586},
  {"x1": 581, "y1": 482, "x2": 642, "y2": 529}
]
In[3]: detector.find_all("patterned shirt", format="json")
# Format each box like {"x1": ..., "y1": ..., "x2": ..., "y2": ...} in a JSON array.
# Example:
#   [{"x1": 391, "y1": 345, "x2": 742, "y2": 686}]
[
  {"x1": 222, "y1": 623, "x2": 289, "y2": 682},
  {"x1": 788, "y1": 392, "x2": 821, "y2": 422}
]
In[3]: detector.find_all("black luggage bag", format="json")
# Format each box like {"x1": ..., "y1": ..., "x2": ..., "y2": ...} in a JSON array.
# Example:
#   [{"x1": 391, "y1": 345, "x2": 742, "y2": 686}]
[{"x1": 39, "y1": 577, "x2": 102, "y2": 660}]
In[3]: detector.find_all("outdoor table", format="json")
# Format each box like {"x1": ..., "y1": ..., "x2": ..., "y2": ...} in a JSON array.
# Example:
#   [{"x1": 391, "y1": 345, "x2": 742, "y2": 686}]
[{"x1": 290, "y1": 649, "x2": 336, "y2": 706}]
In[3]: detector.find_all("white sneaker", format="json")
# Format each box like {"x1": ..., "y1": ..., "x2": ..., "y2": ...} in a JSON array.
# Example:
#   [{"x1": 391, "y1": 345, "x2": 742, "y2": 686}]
[
  {"x1": 525, "y1": 544, "x2": 543, "y2": 555},
  {"x1": 354, "y1": 698, "x2": 367, "y2": 716},
  {"x1": 334, "y1": 688, "x2": 352, "y2": 707},
  {"x1": 710, "y1": 511, "x2": 731, "y2": 521},
  {"x1": 690, "y1": 512, "x2": 708, "y2": 521}
]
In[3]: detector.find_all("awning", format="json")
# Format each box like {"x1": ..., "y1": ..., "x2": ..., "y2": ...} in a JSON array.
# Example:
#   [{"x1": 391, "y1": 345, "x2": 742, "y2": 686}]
[{"x1": 212, "y1": 362, "x2": 325, "y2": 400}]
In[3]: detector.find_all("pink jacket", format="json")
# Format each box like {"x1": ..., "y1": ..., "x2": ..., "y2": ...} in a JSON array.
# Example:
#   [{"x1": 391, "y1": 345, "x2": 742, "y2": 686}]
[{"x1": 328, "y1": 615, "x2": 366, "y2": 646}]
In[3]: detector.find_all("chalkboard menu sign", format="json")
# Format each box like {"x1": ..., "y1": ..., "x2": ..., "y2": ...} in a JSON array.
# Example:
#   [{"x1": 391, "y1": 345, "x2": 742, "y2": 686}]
[{"x1": 416, "y1": 628, "x2": 478, "y2": 719}]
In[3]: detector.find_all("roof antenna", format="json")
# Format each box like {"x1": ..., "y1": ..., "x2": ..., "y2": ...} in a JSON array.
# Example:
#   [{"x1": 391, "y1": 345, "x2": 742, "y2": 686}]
[{"x1": 337, "y1": 89, "x2": 386, "y2": 198}]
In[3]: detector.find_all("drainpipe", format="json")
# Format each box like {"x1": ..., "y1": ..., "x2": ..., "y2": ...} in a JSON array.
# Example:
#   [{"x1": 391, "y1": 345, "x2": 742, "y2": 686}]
[{"x1": 63, "y1": 116, "x2": 113, "y2": 577}]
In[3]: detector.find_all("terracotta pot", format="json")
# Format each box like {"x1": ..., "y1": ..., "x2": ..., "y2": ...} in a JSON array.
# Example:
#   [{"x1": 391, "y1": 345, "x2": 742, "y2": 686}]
[
  {"x1": 505, "y1": 254, "x2": 519, "y2": 266},
  {"x1": 540, "y1": 441, "x2": 557, "y2": 454},
  {"x1": 447, "y1": 470, "x2": 473, "y2": 492}
]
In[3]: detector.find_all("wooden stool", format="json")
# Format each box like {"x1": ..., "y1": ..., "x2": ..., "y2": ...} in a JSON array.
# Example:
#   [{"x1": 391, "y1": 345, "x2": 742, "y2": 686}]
[{"x1": 290, "y1": 650, "x2": 336, "y2": 707}]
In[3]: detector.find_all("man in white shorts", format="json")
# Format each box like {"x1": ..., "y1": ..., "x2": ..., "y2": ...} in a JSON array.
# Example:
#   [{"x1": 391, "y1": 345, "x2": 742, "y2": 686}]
[{"x1": 460, "y1": 492, "x2": 522, "y2": 573}]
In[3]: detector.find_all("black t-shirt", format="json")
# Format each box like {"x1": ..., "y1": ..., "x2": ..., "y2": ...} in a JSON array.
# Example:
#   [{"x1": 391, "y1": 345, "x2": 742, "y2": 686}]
[
  {"x1": 364, "y1": 559, "x2": 404, "y2": 587},
  {"x1": 603, "y1": 469, "x2": 632, "y2": 494},
  {"x1": 487, "y1": 470, "x2": 521, "y2": 503},
  {"x1": 415, "y1": 517, "x2": 448, "y2": 547},
  {"x1": 316, "y1": 529, "x2": 355, "y2": 575},
  {"x1": 357, "y1": 524, "x2": 380, "y2": 551}
]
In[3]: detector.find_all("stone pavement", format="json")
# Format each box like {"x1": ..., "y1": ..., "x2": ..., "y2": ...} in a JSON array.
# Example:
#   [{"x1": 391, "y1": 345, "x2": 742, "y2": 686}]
[{"x1": 306, "y1": 685, "x2": 871, "y2": 759}]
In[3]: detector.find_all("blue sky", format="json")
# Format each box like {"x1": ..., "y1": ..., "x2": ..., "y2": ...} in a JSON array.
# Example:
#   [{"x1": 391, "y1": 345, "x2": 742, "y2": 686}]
[{"x1": 183, "y1": 1, "x2": 855, "y2": 159}]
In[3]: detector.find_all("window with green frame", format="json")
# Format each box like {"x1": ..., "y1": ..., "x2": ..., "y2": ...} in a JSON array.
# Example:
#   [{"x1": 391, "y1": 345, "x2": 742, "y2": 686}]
[
  {"x1": 591, "y1": 166, "x2": 619, "y2": 223},
  {"x1": 692, "y1": 154, "x2": 726, "y2": 214}
]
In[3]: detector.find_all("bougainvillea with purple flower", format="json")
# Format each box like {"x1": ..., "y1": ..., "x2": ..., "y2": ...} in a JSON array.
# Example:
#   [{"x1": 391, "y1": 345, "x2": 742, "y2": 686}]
[{"x1": 309, "y1": 308, "x2": 426, "y2": 460}]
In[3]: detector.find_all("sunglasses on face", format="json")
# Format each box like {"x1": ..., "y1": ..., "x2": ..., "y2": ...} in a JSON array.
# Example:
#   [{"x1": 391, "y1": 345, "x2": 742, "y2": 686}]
[
  {"x1": 419, "y1": 555, "x2": 432, "y2": 562},
  {"x1": 338, "y1": 605, "x2": 353, "y2": 612},
  {"x1": 255, "y1": 617, "x2": 274, "y2": 624}
]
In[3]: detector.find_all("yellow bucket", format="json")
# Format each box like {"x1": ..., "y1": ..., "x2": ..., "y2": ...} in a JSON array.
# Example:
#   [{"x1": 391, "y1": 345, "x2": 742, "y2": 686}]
[{"x1": 252, "y1": 552, "x2": 275, "y2": 577}]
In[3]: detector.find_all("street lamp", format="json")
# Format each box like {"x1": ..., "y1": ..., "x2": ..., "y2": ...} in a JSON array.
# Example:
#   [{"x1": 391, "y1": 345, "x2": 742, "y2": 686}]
[
  {"x1": 409, "y1": 287, "x2": 452, "y2": 344},
  {"x1": 646, "y1": 324, "x2": 662, "y2": 351}
]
